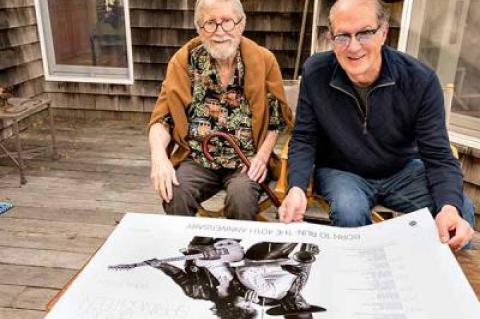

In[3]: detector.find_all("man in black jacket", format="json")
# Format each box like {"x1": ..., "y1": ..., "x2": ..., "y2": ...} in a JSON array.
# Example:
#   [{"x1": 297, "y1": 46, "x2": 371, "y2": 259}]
[{"x1": 279, "y1": 0, "x2": 475, "y2": 250}]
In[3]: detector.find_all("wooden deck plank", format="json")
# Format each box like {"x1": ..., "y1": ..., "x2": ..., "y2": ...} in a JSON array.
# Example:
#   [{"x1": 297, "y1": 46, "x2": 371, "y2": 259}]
[
  {"x1": 23, "y1": 169, "x2": 153, "y2": 184},
  {"x1": 0, "y1": 230, "x2": 104, "y2": 254},
  {"x1": 0, "y1": 247, "x2": 91, "y2": 270},
  {"x1": 0, "y1": 194, "x2": 161, "y2": 212},
  {"x1": 0, "y1": 192, "x2": 158, "y2": 207},
  {"x1": 18, "y1": 160, "x2": 151, "y2": 177},
  {"x1": 5, "y1": 206, "x2": 124, "y2": 225},
  {"x1": 456, "y1": 233, "x2": 480, "y2": 298},
  {"x1": 0, "y1": 307, "x2": 44, "y2": 319},
  {"x1": 0, "y1": 218, "x2": 114, "y2": 239},
  {"x1": 0, "y1": 284, "x2": 26, "y2": 307},
  {"x1": 0, "y1": 179, "x2": 157, "y2": 202},
  {"x1": 11, "y1": 287, "x2": 59, "y2": 311},
  {"x1": 0, "y1": 265, "x2": 76, "y2": 289},
  {"x1": 2, "y1": 200, "x2": 159, "y2": 214},
  {"x1": 1, "y1": 172, "x2": 151, "y2": 186}
]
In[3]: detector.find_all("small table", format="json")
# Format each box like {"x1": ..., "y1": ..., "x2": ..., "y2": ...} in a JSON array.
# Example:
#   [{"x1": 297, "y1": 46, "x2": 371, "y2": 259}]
[{"x1": 0, "y1": 97, "x2": 57, "y2": 184}]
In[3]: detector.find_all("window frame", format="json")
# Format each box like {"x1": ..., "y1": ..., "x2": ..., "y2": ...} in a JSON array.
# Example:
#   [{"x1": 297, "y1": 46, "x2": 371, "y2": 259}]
[{"x1": 34, "y1": 0, "x2": 134, "y2": 85}]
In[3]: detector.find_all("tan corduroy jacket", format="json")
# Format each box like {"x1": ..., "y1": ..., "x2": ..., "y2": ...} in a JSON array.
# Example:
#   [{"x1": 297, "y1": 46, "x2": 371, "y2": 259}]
[{"x1": 149, "y1": 36, "x2": 293, "y2": 179}]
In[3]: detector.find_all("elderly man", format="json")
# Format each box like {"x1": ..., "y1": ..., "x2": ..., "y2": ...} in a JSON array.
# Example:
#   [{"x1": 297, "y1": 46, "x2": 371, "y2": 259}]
[
  {"x1": 279, "y1": 0, "x2": 475, "y2": 250},
  {"x1": 149, "y1": 0, "x2": 292, "y2": 220}
]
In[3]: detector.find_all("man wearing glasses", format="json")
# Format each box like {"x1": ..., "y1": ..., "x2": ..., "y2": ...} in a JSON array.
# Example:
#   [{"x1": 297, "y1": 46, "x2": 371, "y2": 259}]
[
  {"x1": 279, "y1": 0, "x2": 475, "y2": 250},
  {"x1": 149, "y1": 0, "x2": 292, "y2": 220}
]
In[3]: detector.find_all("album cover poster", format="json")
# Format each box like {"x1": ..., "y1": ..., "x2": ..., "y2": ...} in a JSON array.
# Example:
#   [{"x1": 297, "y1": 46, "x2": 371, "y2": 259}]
[{"x1": 45, "y1": 209, "x2": 480, "y2": 319}]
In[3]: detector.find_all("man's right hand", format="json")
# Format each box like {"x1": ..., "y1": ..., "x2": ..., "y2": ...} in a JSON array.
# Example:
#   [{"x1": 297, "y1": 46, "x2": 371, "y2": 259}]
[
  {"x1": 150, "y1": 156, "x2": 179, "y2": 203},
  {"x1": 278, "y1": 186, "x2": 307, "y2": 223}
]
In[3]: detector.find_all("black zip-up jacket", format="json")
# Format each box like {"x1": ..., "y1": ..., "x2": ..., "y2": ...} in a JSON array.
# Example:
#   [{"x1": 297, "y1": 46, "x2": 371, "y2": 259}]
[{"x1": 288, "y1": 46, "x2": 464, "y2": 215}]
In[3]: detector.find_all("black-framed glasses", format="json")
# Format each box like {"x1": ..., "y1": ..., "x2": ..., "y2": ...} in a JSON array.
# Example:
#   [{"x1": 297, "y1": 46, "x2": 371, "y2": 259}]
[
  {"x1": 331, "y1": 25, "x2": 382, "y2": 49},
  {"x1": 200, "y1": 17, "x2": 243, "y2": 33}
]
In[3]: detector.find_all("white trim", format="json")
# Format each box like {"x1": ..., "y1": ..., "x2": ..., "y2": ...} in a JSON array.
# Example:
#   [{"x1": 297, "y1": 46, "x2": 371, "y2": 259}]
[
  {"x1": 310, "y1": 0, "x2": 320, "y2": 55},
  {"x1": 397, "y1": 0, "x2": 414, "y2": 52},
  {"x1": 34, "y1": 0, "x2": 134, "y2": 85},
  {"x1": 449, "y1": 131, "x2": 480, "y2": 151},
  {"x1": 34, "y1": 0, "x2": 50, "y2": 84},
  {"x1": 124, "y1": 0, "x2": 134, "y2": 84},
  {"x1": 450, "y1": 113, "x2": 480, "y2": 139},
  {"x1": 44, "y1": 74, "x2": 134, "y2": 85}
]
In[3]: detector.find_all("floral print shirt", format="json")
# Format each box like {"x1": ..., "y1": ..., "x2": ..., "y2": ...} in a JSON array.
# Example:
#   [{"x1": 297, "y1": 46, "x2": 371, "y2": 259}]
[{"x1": 161, "y1": 44, "x2": 285, "y2": 170}]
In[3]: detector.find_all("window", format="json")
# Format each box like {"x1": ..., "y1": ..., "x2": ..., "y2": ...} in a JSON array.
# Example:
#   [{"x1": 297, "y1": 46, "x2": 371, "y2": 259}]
[
  {"x1": 400, "y1": 0, "x2": 480, "y2": 139},
  {"x1": 35, "y1": 0, "x2": 134, "y2": 84}
]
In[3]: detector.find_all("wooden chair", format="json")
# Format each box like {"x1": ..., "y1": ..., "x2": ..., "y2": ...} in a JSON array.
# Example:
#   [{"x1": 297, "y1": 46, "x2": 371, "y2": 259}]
[
  {"x1": 275, "y1": 80, "x2": 352, "y2": 223},
  {"x1": 0, "y1": 91, "x2": 58, "y2": 185}
]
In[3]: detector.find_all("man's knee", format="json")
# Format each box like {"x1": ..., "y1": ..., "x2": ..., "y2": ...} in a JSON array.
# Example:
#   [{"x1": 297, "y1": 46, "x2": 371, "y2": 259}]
[
  {"x1": 162, "y1": 185, "x2": 198, "y2": 216},
  {"x1": 224, "y1": 179, "x2": 260, "y2": 220},
  {"x1": 328, "y1": 192, "x2": 372, "y2": 227},
  {"x1": 462, "y1": 195, "x2": 476, "y2": 228}
]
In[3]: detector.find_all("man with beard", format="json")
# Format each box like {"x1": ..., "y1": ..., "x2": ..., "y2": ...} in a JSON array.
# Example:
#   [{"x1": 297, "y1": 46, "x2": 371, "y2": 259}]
[{"x1": 149, "y1": 0, "x2": 293, "y2": 220}]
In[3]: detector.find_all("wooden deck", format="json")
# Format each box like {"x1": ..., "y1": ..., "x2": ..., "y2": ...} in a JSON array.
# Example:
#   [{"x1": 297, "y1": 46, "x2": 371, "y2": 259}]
[
  {"x1": 0, "y1": 118, "x2": 163, "y2": 319},
  {"x1": 0, "y1": 119, "x2": 478, "y2": 318}
]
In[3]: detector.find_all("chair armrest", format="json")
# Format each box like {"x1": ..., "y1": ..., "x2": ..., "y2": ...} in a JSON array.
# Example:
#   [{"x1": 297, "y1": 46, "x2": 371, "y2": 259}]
[
  {"x1": 273, "y1": 136, "x2": 315, "y2": 200},
  {"x1": 274, "y1": 136, "x2": 290, "y2": 199},
  {"x1": 451, "y1": 144, "x2": 459, "y2": 159}
]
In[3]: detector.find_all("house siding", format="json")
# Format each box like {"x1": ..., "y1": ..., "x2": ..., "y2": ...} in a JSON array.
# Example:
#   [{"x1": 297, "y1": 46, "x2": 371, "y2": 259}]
[
  {"x1": 40, "y1": 0, "x2": 311, "y2": 113},
  {"x1": 0, "y1": 0, "x2": 43, "y2": 97}
]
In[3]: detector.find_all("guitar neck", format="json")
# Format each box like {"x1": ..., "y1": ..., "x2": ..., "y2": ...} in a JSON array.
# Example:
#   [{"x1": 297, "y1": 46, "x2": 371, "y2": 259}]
[
  {"x1": 109, "y1": 248, "x2": 229, "y2": 270},
  {"x1": 157, "y1": 253, "x2": 204, "y2": 264}
]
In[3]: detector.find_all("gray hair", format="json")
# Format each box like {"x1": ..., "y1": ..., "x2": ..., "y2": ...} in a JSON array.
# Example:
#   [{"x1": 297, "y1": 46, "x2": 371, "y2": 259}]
[
  {"x1": 194, "y1": 0, "x2": 246, "y2": 31},
  {"x1": 328, "y1": 0, "x2": 390, "y2": 30}
]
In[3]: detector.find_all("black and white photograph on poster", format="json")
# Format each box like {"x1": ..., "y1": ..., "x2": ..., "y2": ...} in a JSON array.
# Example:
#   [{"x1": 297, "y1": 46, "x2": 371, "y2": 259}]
[
  {"x1": 108, "y1": 237, "x2": 327, "y2": 319},
  {"x1": 44, "y1": 209, "x2": 480, "y2": 319}
]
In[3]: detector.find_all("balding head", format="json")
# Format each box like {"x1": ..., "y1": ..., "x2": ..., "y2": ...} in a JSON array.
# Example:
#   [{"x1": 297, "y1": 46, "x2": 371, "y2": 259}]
[
  {"x1": 329, "y1": 0, "x2": 390, "y2": 31},
  {"x1": 326, "y1": 0, "x2": 389, "y2": 86}
]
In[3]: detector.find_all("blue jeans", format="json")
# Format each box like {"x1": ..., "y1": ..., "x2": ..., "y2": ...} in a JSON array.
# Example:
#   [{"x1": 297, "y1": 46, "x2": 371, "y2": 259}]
[{"x1": 315, "y1": 159, "x2": 476, "y2": 229}]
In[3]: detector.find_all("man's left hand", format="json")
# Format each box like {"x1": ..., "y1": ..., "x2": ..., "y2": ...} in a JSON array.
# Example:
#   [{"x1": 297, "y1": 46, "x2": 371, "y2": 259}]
[
  {"x1": 242, "y1": 155, "x2": 268, "y2": 183},
  {"x1": 435, "y1": 205, "x2": 474, "y2": 250}
]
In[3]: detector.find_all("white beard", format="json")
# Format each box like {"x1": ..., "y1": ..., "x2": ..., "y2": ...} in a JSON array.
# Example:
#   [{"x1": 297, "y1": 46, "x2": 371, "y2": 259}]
[{"x1": 204, "y1": 37, "x2": 240, "y2": 60}]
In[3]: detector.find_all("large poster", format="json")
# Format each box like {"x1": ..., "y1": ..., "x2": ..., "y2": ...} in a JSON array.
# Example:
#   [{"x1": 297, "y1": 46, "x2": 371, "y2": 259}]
[{"x1": 45, "y1": 209, "x2": 480, "y2": 319}]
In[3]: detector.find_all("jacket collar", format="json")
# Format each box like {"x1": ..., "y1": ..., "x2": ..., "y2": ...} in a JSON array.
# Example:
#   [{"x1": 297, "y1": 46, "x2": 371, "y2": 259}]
[{"x1": 329, "y1": 45, "x2": 396, "y2": 93}]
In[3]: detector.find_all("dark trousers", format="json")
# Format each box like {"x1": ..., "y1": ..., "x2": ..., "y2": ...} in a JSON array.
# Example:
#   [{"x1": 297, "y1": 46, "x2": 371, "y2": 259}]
[{"x1": 163, "y1": 160, "x2": 262, "y2": 220}]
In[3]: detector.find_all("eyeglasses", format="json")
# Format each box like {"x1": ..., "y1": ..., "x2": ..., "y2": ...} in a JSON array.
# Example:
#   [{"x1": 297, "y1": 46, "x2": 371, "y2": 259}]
[
  {"x1": 200, "y1": 17, "x2": 243, "y2": 33},
  {"x1": 331, "y1": 25, "x2": 382, "y2": 49}
]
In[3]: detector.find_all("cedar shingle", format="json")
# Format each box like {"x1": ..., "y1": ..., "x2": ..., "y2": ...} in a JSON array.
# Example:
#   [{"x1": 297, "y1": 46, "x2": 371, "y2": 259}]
[
  {"x1": 0, "y1": 7, "x2": 37, "y2": 30},
  {"x1": 0, "y1": 25, "x2": 38, "y2": 50},
  {"x1": 0, "y1": 42, "x2": 41, "y2": 69},
  {"x1": 0, "y1": 0, "x2": 34, "y2": 9}
]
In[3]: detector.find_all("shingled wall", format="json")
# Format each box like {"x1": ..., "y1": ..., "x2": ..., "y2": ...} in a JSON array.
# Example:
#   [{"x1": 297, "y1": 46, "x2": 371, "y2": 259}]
[
  {"x1": 39, "y1": 0, "x2": 311, "y2": 114},
  {"x1": 0, "y1": 0, "x2": 43, "y2": 97}
]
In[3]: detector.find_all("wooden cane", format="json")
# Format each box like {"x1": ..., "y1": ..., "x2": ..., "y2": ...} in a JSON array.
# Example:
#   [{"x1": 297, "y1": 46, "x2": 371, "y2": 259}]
[{"x1": 202, "y1": 131, "x2": 281, "y2": 207}]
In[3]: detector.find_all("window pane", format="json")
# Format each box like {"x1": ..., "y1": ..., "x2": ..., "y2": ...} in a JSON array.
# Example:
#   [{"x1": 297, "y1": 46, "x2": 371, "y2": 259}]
[
  {"x1": 47, "y1": 0, "x2": 128, "y2": 68},
  {"x1": 452, "y1": 2, "x2": 480, "y2": 118},
  {"x1": 405, "y1": 0, "x2": 480, "y2": 126}
]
